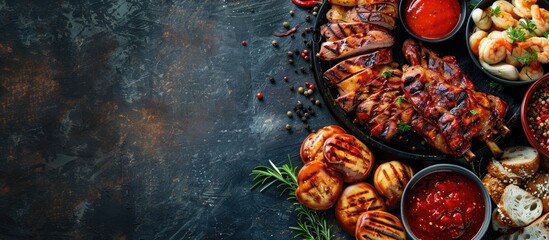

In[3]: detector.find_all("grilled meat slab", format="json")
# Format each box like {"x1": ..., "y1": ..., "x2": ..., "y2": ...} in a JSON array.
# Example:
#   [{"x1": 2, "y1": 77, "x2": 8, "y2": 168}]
[
  {"x1": 323, "y1": 48, "x2": 393, "y2": 85},
  {"x1": 316, "y1": 31, "x2": 394, "y2": 61},
  {"x1": 321, "y1": 22, "x2": 390, "y2": 42},
  {"x1": 327, "y1": 5, "x2": 397, "y2": 30}
]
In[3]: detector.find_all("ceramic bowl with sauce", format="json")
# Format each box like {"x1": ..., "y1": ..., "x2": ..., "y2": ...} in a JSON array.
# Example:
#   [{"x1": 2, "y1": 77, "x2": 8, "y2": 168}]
[
  {"x1": 521, "y1": 73, "x2": 549, "y2": 159},
  {"x1": 400, "y1": 164, "x2": 491, "y2": 240},
  {"x1": 399, "y1": 0, "x2": 467, "y2": 43}
]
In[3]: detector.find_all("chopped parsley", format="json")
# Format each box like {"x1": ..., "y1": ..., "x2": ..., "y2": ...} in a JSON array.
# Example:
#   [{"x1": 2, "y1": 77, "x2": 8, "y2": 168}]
[
  {"x1": 470, "y1": 109, "x2": 479, "y2": 115},
  {"x1": 395, "y1": 96, "x2": 407, "y2": 107},
  {"x1": 489, "y1": 6, "x2": 501, "y2": 17},
  {"x1": 544, "y1": 31, "x2": 549, "y2": 38},
  {"x1": 381, "y1": 70, "x2": 392, "y2": 79},
  {"x1": 519, "y1": 18, "x2": 537, "y2": 33},
  {"x1": 507, "y1": 27, "x2": 527, "y2": 43},
  {"x1": 515, "y1": 51, "x2": 538, "y2": 65},
  {"x1": 489, "y1": 81, "x2": 504, "y2": 91},
  {"x1": 398, "y1": 120, "x2": 412, "y2": 132}
]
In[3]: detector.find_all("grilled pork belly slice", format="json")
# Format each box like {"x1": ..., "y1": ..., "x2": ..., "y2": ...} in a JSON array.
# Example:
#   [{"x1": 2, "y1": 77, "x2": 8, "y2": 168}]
[
  {"x1": 327, "y1": 5, "x2": 397, "y2": 30},
  {"x1": 316, "y1": 31, "x2": 394, "y2": 61},
  {"x1": 321, "y1": 22, "x2": 390, "y2": 42},
  {"x1": 323, "y1": 48, "x2": 393, "y2": 85}
]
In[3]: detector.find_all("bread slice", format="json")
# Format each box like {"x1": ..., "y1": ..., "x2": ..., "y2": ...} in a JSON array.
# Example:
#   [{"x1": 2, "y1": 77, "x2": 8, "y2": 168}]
[
  {"x1": 488, "y1": 158, "x2": 522, "y2": 185},
  {"x1": 498, "y1": 213, "x2": 549, "y2": 240},
  {"x1": 498, "y1": 184, "x2": 543, "y2": 227},
  {"x1": 492, "y1": 208, "x2": 514, "y2": 234},
  {"x1": 483, "y1": 173, "x2": 507, "y2": 203},
  {"x1": 500, "y1": 146, "x2": 540, "y2": 178},
  {"x1": 524, "y1": 171, "x2": 549, "y2": 214}
]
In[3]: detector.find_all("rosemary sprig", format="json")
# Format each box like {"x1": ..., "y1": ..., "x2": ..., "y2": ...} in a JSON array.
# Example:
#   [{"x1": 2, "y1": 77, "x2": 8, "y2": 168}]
[{"x1": 251, "y1": 157, "x2": 332, "y2": 240}]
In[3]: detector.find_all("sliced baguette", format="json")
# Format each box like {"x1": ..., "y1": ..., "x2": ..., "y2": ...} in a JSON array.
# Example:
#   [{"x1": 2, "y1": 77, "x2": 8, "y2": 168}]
[
  {"x1": 492, "y1": 207, "x2": 515, "y2": 234},
  {"x1": 500, "y1": 146, "x2": 540, "y2": 178},
  {"x1": 488, "y1": 158, "x2": 523, "y2": 185},
  {"x1": 498, "y1": 213, "x2": 549, "y2": 240},
  {"x1": 483, "y1": 173, "x2": 507, "y2": 203},
  {"x1": 498, "y1": 184, "x2": 543, "y2": 227},
  {"x1": 524, "y1": 171, "x2": 549, "y2": 214}
]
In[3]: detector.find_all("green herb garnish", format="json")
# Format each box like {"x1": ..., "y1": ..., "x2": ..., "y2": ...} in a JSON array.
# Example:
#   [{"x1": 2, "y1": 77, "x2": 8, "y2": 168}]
[
  {"x1": 519, "y1": 18, "x2": 537, "y2": 33},
  {"x1": 544, "y1": 31, "x2": 549, "y2": 38},
  {"x1": 515, "y1": 51, "x2": 538, "y2": 65},
  {"x1": 507, "y1": 26, "x2": 527, "y2": 43},
  {"x1": 382, "y1": 69, "x2": 392, "y2": 79},
  {"x1": 398, "y1": 120, "x2": 412, "y2": 132},
  {"x1": 489, "y1": 5, "x2": 501, "y2": 17},
  {"x1": 395, "y1": 95, "x2": 407, "y2": 107},
  {"x1": 489, "y1": 81, "x2": 504, "y2": 91},
  {"x1": 251, "y1": 157, "x2": 332, "y2": 240},
  {"x1": 470, "y1": 109, "x2": 479, "y2": 115}
]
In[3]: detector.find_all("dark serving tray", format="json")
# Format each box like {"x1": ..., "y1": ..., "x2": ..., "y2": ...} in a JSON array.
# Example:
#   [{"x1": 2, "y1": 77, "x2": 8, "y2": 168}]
[{"x1": 311, "y1": 1, "x2": 523, "y2": 162}]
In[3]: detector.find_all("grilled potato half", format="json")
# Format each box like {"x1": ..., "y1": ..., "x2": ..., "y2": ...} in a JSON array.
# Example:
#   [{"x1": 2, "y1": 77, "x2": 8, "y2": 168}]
[
  {"x1": 335, "y1": 182, "x2": 387, "y2": 235},
  {"x1": 323, "y1": 133, "x2": 374, "y2": 182},
  {"x1": 355, "y1": 211, "x2": 406, "y2": 240},
  {"x1": 295, "y1": 161, "x2": 343, "y2": 210},
  {"x1": 373, "y1": 161, "x2": 414, "y2": 209},
  {"x1": 300, "y1": 125, "x2": 346, "y2": 164}
]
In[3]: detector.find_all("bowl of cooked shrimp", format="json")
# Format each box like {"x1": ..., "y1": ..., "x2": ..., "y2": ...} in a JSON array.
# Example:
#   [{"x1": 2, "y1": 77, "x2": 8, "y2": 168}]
[{"x1": 466, "y1": 0, "x2": 549, "y2": 86}]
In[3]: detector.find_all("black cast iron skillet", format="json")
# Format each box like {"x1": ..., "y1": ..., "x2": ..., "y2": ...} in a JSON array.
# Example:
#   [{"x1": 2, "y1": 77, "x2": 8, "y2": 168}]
[{"x1": 311, "y1": 1, "x2": 522, "y2": 162}]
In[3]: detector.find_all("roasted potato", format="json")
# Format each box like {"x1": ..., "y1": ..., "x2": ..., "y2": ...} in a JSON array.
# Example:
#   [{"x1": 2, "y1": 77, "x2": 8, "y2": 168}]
[
  {"x1": 335, "y1": 182, "x2": 387, "y2": 235},
  {"x1": 323, "y1": 133, "x2": 374, "y2": 182},
  {"x1": 295, "y1": 161, "x2": 343, "y2": 210},
  {"x1": 355, "y1": 211, "x2": 406, "y2": 240},
  {"x1": 300, "y1": 125, "x2": 346, "y2": 164},
  {"x1": 373, "y1": 160, "x2": 414, "y2": 209}
]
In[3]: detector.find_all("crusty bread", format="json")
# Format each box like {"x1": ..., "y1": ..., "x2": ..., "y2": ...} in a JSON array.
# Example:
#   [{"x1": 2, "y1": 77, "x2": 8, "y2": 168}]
[
  {"x1": 355, "y1": 210, "x2": 406, "y2": 240},
  {"x1": 497, "y1": 213, "x2": 549, "y2": 240},
  {"x1": 492, "y1": 208, "x2": 514, "y2": 234},
  {"x1": 487, "y1": 158, "x2": 522, "y2": 185},
  {"x1": 323, "y1": 133, "x2": 374, "y2": 182},
  {"x1": 373, "y1": 160, "x2": 414, "y2": 209},
  {"x1": 500, "y1": 146, "x2": 540, "y2": 178},
  {"x1": 498, "y1": 184, "x2": 543, "y2": 227},
  {"x1": 300, "y1": 125, "x2": 346, "y2": 164},
  {"x1": 483, "y1": 173, "x2": 507, "y2": 203},
  {"x1": 524, "y1": 171, "x2": 549, "y2": 214},
  {"x1": 335, "y1": 182, "x2": 386, "y2": 235}
]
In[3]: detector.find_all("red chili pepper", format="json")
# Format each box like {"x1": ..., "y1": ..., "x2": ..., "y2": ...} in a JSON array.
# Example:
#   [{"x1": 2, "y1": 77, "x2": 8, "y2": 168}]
[
  {"x1": 291, "y1": 0, "x2": 320, "y2": 7},
  {"x1": 273, "y1": 24, "x2": 300, "y2": 37}
]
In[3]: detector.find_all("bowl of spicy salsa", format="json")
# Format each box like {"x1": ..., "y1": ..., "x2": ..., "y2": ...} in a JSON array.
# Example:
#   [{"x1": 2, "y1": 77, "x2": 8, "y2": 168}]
[
  {"x1": 399, "y1": 0, "x2": 466, "y2": 42},
  {"x1": 401, "y1": 164, "x2": 491, "y2": 240}
]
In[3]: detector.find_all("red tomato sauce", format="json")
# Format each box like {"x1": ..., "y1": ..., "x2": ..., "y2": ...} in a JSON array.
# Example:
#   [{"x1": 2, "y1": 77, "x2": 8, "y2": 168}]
[
  {"x1": 404, "y1": 0, "x2": 461, "y2": 39},
  {"x1": 405, "y1": 171, "x2": 485, "y2": 240}
]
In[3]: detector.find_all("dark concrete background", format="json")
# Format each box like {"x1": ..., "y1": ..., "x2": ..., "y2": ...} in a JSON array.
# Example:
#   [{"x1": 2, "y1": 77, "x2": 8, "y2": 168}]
[{"x1": 0, "y1": 0, "x2": 530, "y2": 239}]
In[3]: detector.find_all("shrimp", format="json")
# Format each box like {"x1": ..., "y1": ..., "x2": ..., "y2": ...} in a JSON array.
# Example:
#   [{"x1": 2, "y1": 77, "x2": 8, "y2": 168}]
[
  {"x1": 517, "y1": 37, "x2": 549, "y2": 63},
  {"x1": 492, "y1": 0, "x2": 515, "y2": 13},
  {"x1": 479, "y1": 37, "x2": 513, "y2": 64},
  {"x1": 470, "y1": 29, "x2": 488, "y2": 56},
  {"x1": 519, "y1": 64, "x2": 544, "y2": 80},
  {"x1": 487, "y1": 30, "x2": 513, "y2": 43},
  {"x1": 512, "y1": 0, "x2": 536, "y2": 18},
  {"x1": 507, "y1": 46, "x2": 526, "y2": 67},
  {"x1": 490, "y1": 1, "x2": 518, "y2": 29},
  {"x1": 531, "y1": 4, "x2": 549, "y2": 36}
]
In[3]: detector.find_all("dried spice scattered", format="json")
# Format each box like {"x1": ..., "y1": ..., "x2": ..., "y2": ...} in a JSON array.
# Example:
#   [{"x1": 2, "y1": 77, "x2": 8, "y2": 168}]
[
  {"x1": 527, "y1": 83, "x2": 549, "y2": 151},
  {"x1": 241, "y1": 41, "x2": 247, "y2": 46},
  {"x1": 273, "y1": 25, "x2": 300, "y2": 37}
]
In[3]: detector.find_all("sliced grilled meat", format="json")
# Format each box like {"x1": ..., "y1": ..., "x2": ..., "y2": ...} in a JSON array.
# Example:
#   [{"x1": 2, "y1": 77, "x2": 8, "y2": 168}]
[
  {"x1": 323, "y1": 48, "x2": 393, "y2": 85},
  {"x1": 321, "y1": 22, "x2": 391, "y2": 42},
  {"x1": 329, "y1": 0, "x2": 399, "y2": 7},
  {"x1": 326, "y1": 5, "x2": 397, "y2": 30},
  {"x1": 316, "y1": 31, "x2": 395, "y2": 60}
]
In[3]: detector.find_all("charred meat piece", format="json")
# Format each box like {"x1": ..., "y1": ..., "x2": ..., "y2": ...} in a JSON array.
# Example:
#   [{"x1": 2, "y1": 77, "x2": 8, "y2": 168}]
[
  {"x1": 323, "y1": 48, "x2": 393, "y2": 85},
  {"x1": 316, "y1": 31, "x2": 395, "y2": 61},
  {"x1": 329, "y1": 0, "x2": 398, "y2": 7},
  {"x1": 321, "y1": 22, "x2": 391, "y2": 42},
  {"x1": 402, "y1": 66, "x2": 507, "y2": 158},
  {"x1": 326, "y1": 5, "x2": 397, "y2": 30}
]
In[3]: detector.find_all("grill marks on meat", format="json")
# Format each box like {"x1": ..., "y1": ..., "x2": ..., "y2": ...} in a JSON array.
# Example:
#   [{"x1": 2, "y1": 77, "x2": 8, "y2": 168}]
[
  {"x1": 401, "y1": 39, "x2": 510, "y2": 159},
  {"x1": 324, "y1": 48, "x2": 393, "y2": 85},
  {"x1": 327, "y1": 4, "x2": 397, "y2": 29},
  {"x1": 316, "y1": 31, "x2": 395, "y2": 61},
  {"x1": 321, "y1": 22, "x2": 390, "y2": 42}
]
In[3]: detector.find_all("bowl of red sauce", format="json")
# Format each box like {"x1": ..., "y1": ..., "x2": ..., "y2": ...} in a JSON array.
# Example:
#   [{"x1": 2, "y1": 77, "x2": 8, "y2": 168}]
[
  {"x1": 399, "y1": 0, "x2": 466, "y2": 43},
  {"x1": 521, "y1": 74, "x2": 549, "y2": 159},
  {"x1": 400, "y1": 164, "x2": 491, "y2": 240}
]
